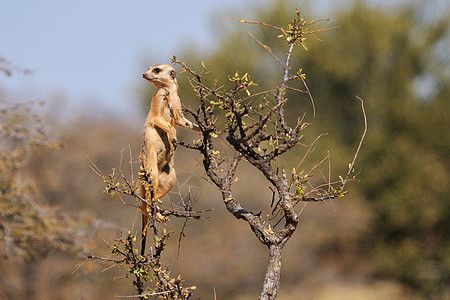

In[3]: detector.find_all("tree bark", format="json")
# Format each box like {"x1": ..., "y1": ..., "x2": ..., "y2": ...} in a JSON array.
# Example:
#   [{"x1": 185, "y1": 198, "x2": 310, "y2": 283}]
[{"x1": 260, "y1": 244, "x2": 283, "y2": 300}]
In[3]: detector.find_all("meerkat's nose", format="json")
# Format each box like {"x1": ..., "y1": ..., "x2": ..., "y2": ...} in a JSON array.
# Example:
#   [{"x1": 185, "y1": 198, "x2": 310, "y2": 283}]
[{"x1": 142, "y1": 73, "x2": 146, "y2": 78}]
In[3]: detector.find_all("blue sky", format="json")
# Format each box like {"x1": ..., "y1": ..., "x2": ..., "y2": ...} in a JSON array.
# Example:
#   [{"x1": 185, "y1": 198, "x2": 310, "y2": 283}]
[
  {"x1": 1, "y1": 0, "x2": 248, "y2": 116},
  {"x1": 1, "y1": 0, "x2": 351, "y2": 118},
  {"x1": 2, "y1": 0, "x2": 439, "y2": 118}
]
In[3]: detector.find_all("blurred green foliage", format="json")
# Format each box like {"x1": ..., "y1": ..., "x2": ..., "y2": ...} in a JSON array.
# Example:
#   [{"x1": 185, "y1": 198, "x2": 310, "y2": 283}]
[
  {"x1": 141, "y1": 0, "x2": 449, "y2": 297},
  {"x1": 0, "y1": 99, "x2": 79, "y2": 260}
]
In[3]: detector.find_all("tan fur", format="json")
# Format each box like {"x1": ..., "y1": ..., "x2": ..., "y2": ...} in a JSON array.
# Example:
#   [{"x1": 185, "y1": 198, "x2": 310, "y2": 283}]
[{"x1": 139, "y1": 64, "x2": 199, "y2": 254}]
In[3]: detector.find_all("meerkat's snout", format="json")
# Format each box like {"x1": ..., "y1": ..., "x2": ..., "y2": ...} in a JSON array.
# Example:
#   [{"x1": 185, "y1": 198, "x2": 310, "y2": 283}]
[{"x1": 143, "y1": 71, "x2": 154, "y2": 82}]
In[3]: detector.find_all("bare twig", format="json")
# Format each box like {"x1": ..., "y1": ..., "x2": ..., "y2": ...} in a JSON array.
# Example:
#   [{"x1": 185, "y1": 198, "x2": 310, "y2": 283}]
[
  {"x1": 115, "y1": 291, "x2": 172, "y2": 298},
  {"x1": 227, "y1": 17, "x2": 285, "y2": 33},
  {"x1": 247, "y1": 31, "x2": 284, "y2": 67},
  {"x1": 342, "y1": 96, "x2": 367, "y2": 189}
]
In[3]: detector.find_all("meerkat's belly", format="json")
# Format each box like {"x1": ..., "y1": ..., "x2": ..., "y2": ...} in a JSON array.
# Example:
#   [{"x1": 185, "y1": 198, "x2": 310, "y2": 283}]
[{"x1": 153, "y1": 127, "x2": 173, "y2": 167}]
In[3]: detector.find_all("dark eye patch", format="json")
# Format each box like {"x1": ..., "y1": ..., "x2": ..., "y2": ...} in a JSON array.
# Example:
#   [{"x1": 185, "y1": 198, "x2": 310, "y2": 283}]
[{"x1": 153, "y1": 67, "x2": 161, "y2": 74}]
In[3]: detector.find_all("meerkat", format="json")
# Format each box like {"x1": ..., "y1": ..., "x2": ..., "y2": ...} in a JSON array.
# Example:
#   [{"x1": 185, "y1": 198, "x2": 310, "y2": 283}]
[{"x1": 139, "y1": 64, "x2": 199, "y2": 255}]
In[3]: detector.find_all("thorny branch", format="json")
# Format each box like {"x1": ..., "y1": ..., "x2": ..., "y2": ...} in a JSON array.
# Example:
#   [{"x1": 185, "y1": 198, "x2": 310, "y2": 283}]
[
  {"x1": 89, "y1": 150, "x2": 206, "y2": 299},
  {"x1": 89, "y1": 233, "x2": 197, "y2": 299},
  {"x1": 173, "y1": 8, "x2": 365, "y2": 300}
]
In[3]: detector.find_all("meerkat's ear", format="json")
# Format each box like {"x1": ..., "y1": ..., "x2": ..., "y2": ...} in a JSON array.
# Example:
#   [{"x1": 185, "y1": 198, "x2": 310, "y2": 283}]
[{"x1": 170, "y1": 69, "x2": 176, "y2": 80}]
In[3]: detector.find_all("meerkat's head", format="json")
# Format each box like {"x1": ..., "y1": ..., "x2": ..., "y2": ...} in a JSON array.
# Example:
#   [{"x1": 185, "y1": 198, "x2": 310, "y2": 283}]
[{"x1": 143, "y1": 64, "x2": 177, "y2": 88}]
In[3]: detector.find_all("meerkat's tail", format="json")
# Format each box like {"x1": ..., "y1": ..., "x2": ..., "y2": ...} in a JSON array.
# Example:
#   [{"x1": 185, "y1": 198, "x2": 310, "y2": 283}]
[{"x1": 141, "y1": 214, "x2": 148, "y2": 256}]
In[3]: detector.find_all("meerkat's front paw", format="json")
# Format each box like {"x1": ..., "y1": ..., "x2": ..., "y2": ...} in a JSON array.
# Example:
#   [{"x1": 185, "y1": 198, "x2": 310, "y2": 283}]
[{"x1": 172, "y1": 139, "x2": 177, "y2": 150}]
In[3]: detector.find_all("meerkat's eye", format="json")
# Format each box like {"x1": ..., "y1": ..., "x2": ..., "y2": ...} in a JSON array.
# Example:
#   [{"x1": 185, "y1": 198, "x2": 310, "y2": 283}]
[{"x1": 153, "y1": 67, "x2": 161, "y2": 74}]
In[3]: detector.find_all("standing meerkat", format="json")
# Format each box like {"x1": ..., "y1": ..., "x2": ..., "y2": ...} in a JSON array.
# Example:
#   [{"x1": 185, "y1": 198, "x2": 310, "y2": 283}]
[{"x1": 139, "y1": 63, "x2": 199, "y2": 255}]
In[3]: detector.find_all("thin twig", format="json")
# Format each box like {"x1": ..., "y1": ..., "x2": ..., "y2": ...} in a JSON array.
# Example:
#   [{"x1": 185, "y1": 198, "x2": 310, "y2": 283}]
[
  {"x1": 177, "y1": 218, "x2": 188, "y2": 260},
  {"x1": 227, "y1": 17, "x2": 285, "y2": 33},
  {"x1": 295, "y1": 191, "x2": 348, "y2": 202},
  {"x1": 87, "y1": 254, "x2": 123, "y2": 263},
  {"x1": 247, "y1": 31, "x2": 284, "y2": 67},
  {"x1": 292, "y1": 133, "x2": 328, "y2": 179},
  {"x1": 300, "y1": 76, "x2": 316, "y2": 117},
  {"x1": 342, "y1": 96, "x2": 367, "y2": 189},
  {"x1": 115, "y1": 290, "x2": 172, "y2": 298}
]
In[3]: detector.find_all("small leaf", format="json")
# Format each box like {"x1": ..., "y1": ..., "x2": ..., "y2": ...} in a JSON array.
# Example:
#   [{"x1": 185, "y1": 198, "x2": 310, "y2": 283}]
[{"x1": 300, "y1": 41, "x2": 309, "y2": 51}]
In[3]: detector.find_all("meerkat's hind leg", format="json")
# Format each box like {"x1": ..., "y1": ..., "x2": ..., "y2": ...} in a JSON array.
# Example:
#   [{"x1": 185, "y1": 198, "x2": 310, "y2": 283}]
[
  {"x1": 155, "y1": 163, "x2": 177, "y2": 199},
  {"x1": 140, "y1": 148, "x2": 159, "y2": 256}
]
